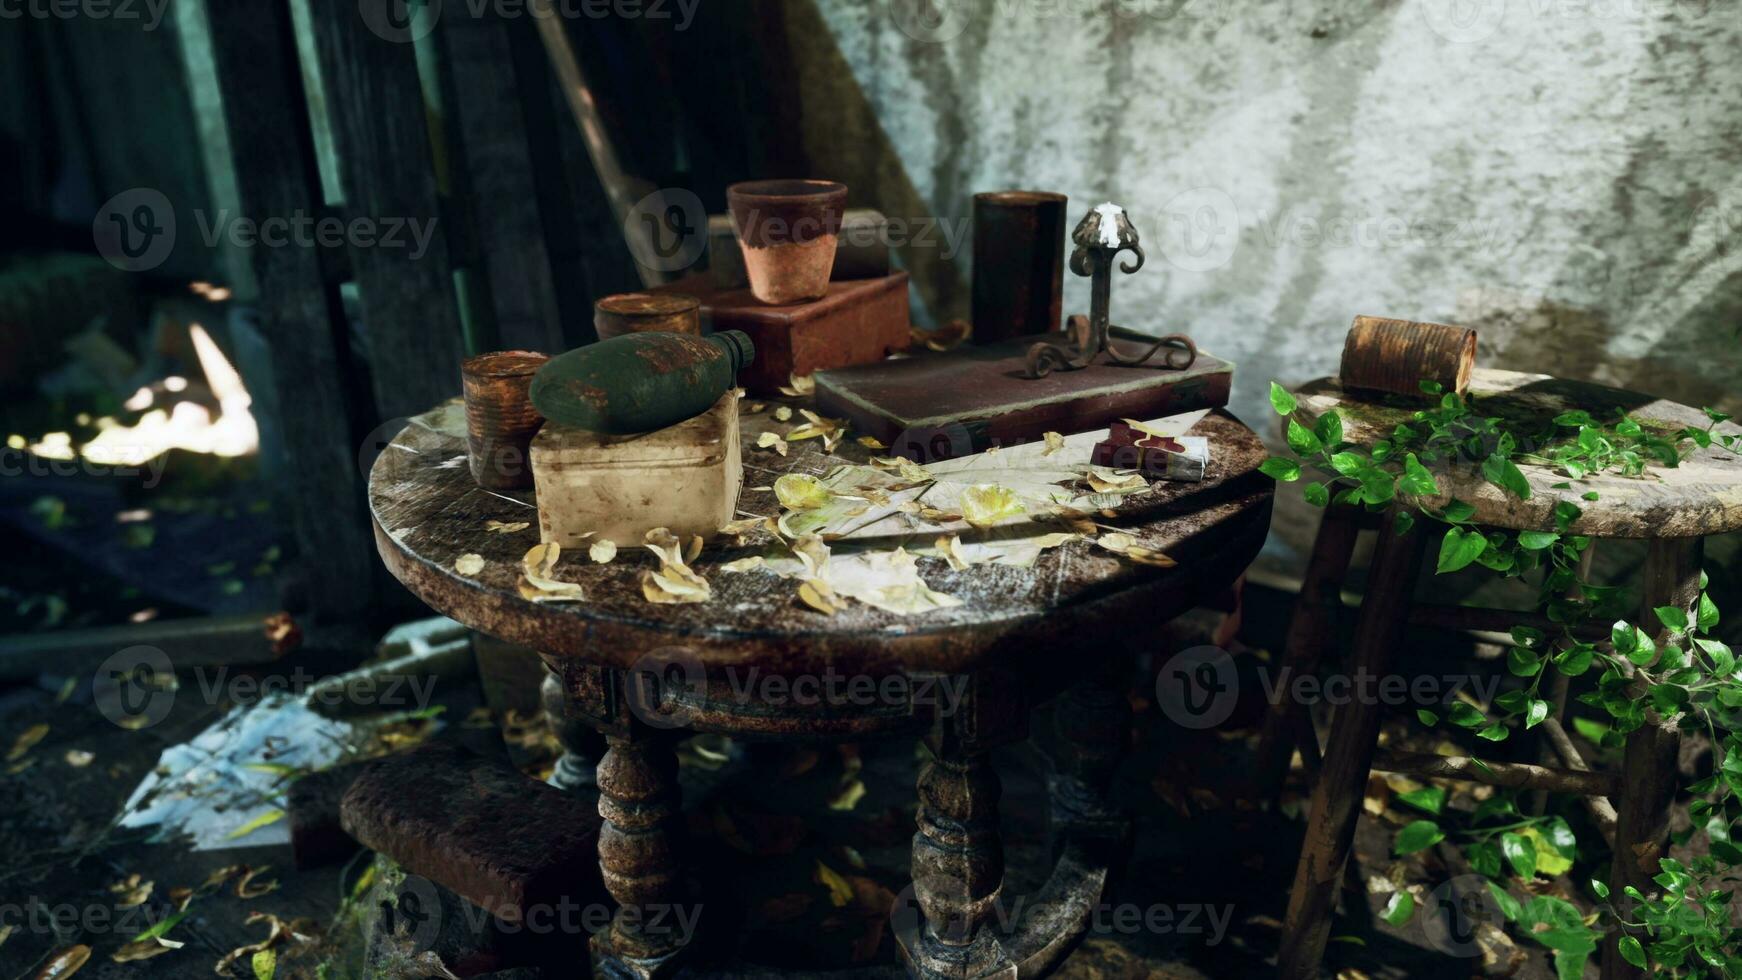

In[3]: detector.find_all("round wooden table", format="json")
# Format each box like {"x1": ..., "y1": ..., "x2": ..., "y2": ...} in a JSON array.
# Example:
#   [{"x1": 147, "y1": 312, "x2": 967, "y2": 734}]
[{"x1": 368, "y1": 397, "x2": 1274, "y2": 979}]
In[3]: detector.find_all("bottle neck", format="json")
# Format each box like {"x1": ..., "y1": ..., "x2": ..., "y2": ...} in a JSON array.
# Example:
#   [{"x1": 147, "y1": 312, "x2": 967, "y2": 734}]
[{"x1": 709, "y1": 330, "x2": 756, "y2": 375}]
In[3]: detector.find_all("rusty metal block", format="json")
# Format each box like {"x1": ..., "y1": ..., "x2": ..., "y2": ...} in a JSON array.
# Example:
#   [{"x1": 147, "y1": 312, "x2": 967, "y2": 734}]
[
  {"x1": 340, "y1": 742, "x2": 604, "y2": 924},
  {"x1": 288, "y1": 761, "x2": 366, "y2": 870}
]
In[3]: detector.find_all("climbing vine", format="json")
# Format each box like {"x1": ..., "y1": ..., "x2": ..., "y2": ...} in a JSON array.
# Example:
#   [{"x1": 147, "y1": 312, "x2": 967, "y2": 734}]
[{"x1": 1262, "y1": 380, "x2": 1740, "y2": 978}]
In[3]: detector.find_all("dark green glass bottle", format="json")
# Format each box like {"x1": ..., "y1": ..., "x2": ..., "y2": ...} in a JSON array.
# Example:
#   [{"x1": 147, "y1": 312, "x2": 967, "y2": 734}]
[{"x1": 529, "y1": 330, "x2": 755, "y2": 435}]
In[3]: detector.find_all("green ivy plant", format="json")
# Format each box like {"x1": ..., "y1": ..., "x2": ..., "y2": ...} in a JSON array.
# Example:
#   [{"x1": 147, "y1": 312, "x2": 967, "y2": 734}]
[{"x1": 1261, "y1": 380, "x2": 1740, "y2": 978}]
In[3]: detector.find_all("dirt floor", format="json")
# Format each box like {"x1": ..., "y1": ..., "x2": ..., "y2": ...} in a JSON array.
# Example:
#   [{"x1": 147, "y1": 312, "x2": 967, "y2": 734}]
[{"x1": 0, "y1": 574, "x2": 1607, "y2": 980}]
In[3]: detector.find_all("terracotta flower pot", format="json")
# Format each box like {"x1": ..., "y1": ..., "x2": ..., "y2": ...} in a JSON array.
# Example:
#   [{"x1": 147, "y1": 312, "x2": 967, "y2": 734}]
[{"x1": 727, "y1": 179, "x2": 848, "y2": 305}]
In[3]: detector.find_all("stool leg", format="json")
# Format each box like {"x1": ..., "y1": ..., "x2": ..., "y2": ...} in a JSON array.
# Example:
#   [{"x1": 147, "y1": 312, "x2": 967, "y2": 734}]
[
  {"x1": 1600, "y1": 537, "x2": 1703, "y2": 980},
  {"x1": 593, "y1": 732, "x2": 689, "y2": 979},
  {"x1": 1279, "y1": 507, "x2": 1424, "y2": 980},
  {"x1": 1253, "y1": 505, "x2": 1363, "y2": 801},
  {"x1": 1050, "y1": 661, "x2": 1132, "y2": 854},
  {"x1": 541, "y1": 666, "x2": 605, "y2": 792}
]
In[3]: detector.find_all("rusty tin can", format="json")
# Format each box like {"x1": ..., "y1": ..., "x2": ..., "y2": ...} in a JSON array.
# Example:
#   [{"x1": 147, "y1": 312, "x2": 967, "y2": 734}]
[
  {"x1": 971, "y1": 190, "x2": 1068, "y2": 344},
  {"x1": 462, "y1": 350, "x2": 550, "y2": 491},
  {"x1": 593, "y1": 292, "x2": 702, "y2": 340}
]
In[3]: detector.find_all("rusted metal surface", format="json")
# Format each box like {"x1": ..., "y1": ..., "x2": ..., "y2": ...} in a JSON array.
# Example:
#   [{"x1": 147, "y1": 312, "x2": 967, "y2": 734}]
[
  {"x1": 593, "y1": 292, "x2": 701, "y2": 340},
  {"x1": 287, "y1": 760, "x2": 365, "y2": 870},
  {"x1": 727, "y1": 179, "x2": 848, "y2": 304},
  {"x1": 339, "y1": 741, "x2": 604, "y2": 923},
  {"x1": 462, "y1": 350, "x2": 549, "y2": 491},
  {"x1": 367, "y1": 397, "x2": 1272, "y2": 680},
  {"x1": 971, "y1": 190, "x2": 1067, "y2": 344},
  {"x1": 1339, "y1": 314, "x2": 1477, "y2": 397},
  {"x1": 1025, "y1": 208, "x2": 1198, "y2": 378}
]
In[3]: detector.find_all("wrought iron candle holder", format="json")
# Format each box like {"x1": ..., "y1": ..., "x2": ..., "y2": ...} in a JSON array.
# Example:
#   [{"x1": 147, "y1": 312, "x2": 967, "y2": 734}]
[{"x1": 1024, "y1": 203, "x2": 1199, "y2": 379}]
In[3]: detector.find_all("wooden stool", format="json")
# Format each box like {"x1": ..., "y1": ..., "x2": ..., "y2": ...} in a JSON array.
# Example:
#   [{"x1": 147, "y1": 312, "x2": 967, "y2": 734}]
[{"x1": 1262, "y1": 369, "x2": 1742, "y2": 980}]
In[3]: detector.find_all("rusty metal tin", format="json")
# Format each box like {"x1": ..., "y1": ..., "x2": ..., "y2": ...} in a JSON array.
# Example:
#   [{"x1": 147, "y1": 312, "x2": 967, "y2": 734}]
[
  {"x1": 593, "y1": 292, "x2": 702, "y2": 340},
  {"x1": 971, "y1": 190, "x2": 1068, "y2": 345},
  {"x1": 462, "y1": 350, "x2": 549, "y2": 491}
]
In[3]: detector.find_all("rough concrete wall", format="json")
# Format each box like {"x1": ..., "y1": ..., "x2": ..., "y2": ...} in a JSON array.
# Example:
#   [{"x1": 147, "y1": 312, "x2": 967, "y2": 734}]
[{"x1": 795, "y1": 0, "x2": 1742, "y2": 562}]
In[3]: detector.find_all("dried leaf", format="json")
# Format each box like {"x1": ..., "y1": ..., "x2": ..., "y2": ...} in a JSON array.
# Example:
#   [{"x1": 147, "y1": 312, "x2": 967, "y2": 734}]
[
  {"x1": 828, "y1": 778, "x2": 867, "y2": 811},
  {"x1": 857, "y1": 435, "x2": 887, "y2": 450},
  {"x1": 111, "y1": 938, "x2": 176, "y2": 963},
  {"x1": 1042, "y1": 431, "x2": 1066, "y2": 456},
  {"x1": 792, "y1": 535, "x2": 831, "y2": 577},
  {"x1": 775, "y1": 474, "x2": 834, "y2": 510},
  {"x1": 8, "y1": 723, "x2": 47, "y2": 761},
  {"x1": 484, "y1": 520, "x2": 530, "y2": 534},
  {"x1": 63, "y1": 749, "x2": 93, "y2": 768},
  {"x1": 747, "y1": 401, "x2": 766, "y2": 413},
  {"x1": 960, "y1": 485, "x2": 1026, "y2": 528},
  {"x1": 773, "y1": 405, "x2": 793, "y2": 422},
  {"x1": 520, "y1": 543, "x2": 585, "y2": 602},
  {"x1": 37, "y1": 944, "x2": 91, "y2": 977},
  {"x1": 109, "y1": 875, "x2": 153, "y2": 908},
  {"x1": 797, "y1": 579, "x2": 848, "y2": 615},
  {"x1": 642, "y1": 568, "x2": 710, "y2": 604},
  {"x1": 1086, "y1": 467, "x2": 1147, "y2": 493},
  {"x1": 778, "y1": 373, "x2": 816, "y2": 397},
  {"x1": 821, "y1": 549, "x2": 963, "y2": 615},
  {"x1": 815, "y1": 861, "x2": 853, "y2": 907},
  {"x1": 236, "y1": 866, "x2": 279, "y2": 899},
  {"x1": 756, "y1": 431, "x2": 789, "y2": 456},
  {"x1": 935, "y1": 535, "x2": 973, "y2": 571},
  {"x1": 719, "y1": 516, "x2": 772, "y2": 538},
  {"x1": 720, "y1": 556, "x2": 768, "y2": 574},
  {"x1": 453, "y1": 554, "x2": 485, "y2": 576},
  {"x1": 686, "y1": 536, "x2": 704, "y2": 563},
  {"x1": 588, "y1": 540, "x2": 617, "y2": 564},
  {"x1": 1095, "y1": 533, "x2": 1177, "y2": 567}
]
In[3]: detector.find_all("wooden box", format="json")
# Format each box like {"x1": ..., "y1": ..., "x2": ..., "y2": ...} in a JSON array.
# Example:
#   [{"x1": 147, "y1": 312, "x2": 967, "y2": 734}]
[
  {"x1": 530, "y1": 391, "x2": 741, "y2": 547},
  {"x1": 652, "y1": 272, "x2": 911, "y2": 395},
  {"x1": 814, "y1": 332, "x2": 1233, "y2": 461}
]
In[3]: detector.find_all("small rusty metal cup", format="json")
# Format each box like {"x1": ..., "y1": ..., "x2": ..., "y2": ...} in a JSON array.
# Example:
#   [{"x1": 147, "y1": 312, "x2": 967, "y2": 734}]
[
  {"x1": 462, "y1": 350, "x2": 549, "y2": 491},
  {"x1": 972, "y1": 190, "x2": 1068, "y2": 344},
  {"x1": 594, "y1": 292, "x2": 702, "y2": 340}
]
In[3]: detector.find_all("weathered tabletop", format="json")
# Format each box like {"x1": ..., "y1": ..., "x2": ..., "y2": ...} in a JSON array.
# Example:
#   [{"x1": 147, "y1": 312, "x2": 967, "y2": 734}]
[
  {"x1": 1293, "y1": 369, "x2": 1742, "y2": 538},
  {"x1": 369, "y1": 396, "x2": 1273, "y2": 675}
]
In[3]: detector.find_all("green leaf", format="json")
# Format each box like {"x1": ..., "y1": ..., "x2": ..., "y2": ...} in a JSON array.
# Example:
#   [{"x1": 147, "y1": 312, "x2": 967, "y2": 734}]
[
  {"x1": 1518, "y1": 531, "x2": 1559, "y2": 551},
  {"x1": 1695, "y1": 637, "x2": 1734, "y2": 674},
  {"x1": 1393, "y1": 511, "x2": 1415, "y2": 537},
  {"x1": 1508, "y1": 646, "x2": 1542, "y2": 678},
  {"x1": 1611, "y1": 620, "x2": 1637, "y2": 655},
  {"x1": 1314, "y1": 411, "x2": 1343, "y2": 449},
  {"x1": 1697, "y1": 592, "x2": 1720, "y2": 632},
  {"x1": 1260, "y1": 458, "x2": 1302, "y2": 482},
  {"x1": 1416, "y1": 708, "x2": 1439, "y2": 726},
  {"x1": 1437, "y1": 527, "x2": 1487, "y2": 574},
  {"x1": 1329, "y1": 451, "x2": 1365, "y2": 477},
  {"x1": 131, "y1": 908, "x2": 188, "y2": 944},
  {"x1": 1526, "y1": 698, "x2": 1550, "y2": 729},
  {"x1": 1286, "y1": 418, "x2": 1323, "y2": 456},
  {"x1": 1482, "y1": 454, "x2": 1533, "y2": 500},
  {"x1": 1556, "y1": 643, "x2": 1595, "y2": 677},
  {"x1": 1419, "y1": 380, "x2": 1444, "y2": 395},
  {"x1": 1381, "y1": 889, "x2": 1415, "y2": 926},
  {"x1": 1488, "y1": 881, "x2": 1523, "y2": 921},
  {"x1": 1501, "y1": 831, "x2": 1538, "y2": 878},
  {"x1": 1468, "y1": 841, "x2": 1503, "y2": 877},
  {"x1": 1590, "y1": 878, "x2": 1609, "y2": 900},
  {"x1": 253, "y1": 948, "x2": 278, "y2": 980},
  {"x1": 1439, "y1": 499, "x2": 1477, "y2": 523},
  {"x1": 1447, "y1": 702, "x2": 1487, "y2": 728},
  {"x1": 1303, "y1": 481, "x2": 1330, "y2": 507},
  {"x1": 1476, "y1": 723, "x2": 1509, "y2": 742},
  {"x1": 1655, "y1": 605, "x2": 1689, "y2": 634},
  {"x1": 1618, "y1": 935, "x2": 1646, "y2": 969},
  {"x1": 1397, "y1": 786, "x2": 1446, "y2": 815},
  {"x1": 1399, "y1": 453, "x2": 1439, "y2": 496},
  {"x1": 1269, "y1": 382, "x2": 1297, "y2": 416},
  {"x1": 1394, "y1": 820, "x2": 1445, "y2": 855}
]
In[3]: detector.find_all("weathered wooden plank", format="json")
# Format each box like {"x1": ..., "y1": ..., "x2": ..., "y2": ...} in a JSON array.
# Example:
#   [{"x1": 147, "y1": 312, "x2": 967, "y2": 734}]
[
  {"x1": 203, "y1": 0, "x2": 375, "y2": 622},
  {"x1": 434, "y1": 10, "x2": 564, "y2": 355},
  {"x1": 300, "y1": 0, "x2": 467, "y2": 420}
]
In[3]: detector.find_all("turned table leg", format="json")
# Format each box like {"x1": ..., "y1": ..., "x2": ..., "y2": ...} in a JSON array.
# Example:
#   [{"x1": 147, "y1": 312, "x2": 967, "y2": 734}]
[
  {"x1": 593, "y1": 731, "x2": 689, "y2": 979},
  {"x1": 1279, "y1": 506, "x2": 1424, "y2": 980},
  {"x1": 541, "y1": 666, "x2": 604, "y2": 792},
  {"x1": 1600, "y1": 537, "x2": 1703, "y2": 980},
  {"x1": 907, "y1": 736, "x2": 1012, "y2": 979},
  {"x1": 1050, "y1": 664, "x2": 1131, "y2": 851}
]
